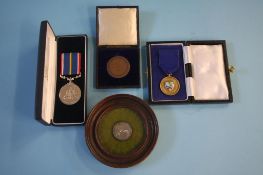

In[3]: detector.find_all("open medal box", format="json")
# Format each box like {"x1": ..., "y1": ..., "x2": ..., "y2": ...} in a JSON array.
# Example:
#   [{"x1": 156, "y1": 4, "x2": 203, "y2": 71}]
[
  {"x1": 35, "y1": 21, "x2": 87, "y2": 125},
  {"x1": 96, "y1": 6, "x2": 140, "y2": 88},
  {"x1": 147, "y1": 40, "x2": 233, "y2": 104}
]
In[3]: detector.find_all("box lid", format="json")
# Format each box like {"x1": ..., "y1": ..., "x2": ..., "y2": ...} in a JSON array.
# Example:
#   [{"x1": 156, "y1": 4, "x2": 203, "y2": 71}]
[
  {"x1": 97, "y1": 6, "x2": 139, "y2": 46},
  {"x1": 186, "y1": 40, "x2": 233, "y2": 103},
  {"x1": 35, "y1": 20, "x2": 57, "y2": 125}
]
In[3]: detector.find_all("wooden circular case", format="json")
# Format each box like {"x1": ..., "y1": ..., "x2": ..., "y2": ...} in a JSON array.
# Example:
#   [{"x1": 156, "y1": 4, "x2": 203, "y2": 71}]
[{"x1": 85, "y1": 94, "x2": 158, "y2": 168}]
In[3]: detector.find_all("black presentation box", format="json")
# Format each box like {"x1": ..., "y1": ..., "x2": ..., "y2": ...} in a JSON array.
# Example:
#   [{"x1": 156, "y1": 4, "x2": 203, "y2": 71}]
[
  {"x1": 96, "y1": 6, "x2": 141, "y2": 88},
  {"x1": 35, "y1": 21, "x2": 87, "y2": 125},
  {"x1": 147, "y1": 40, "x2": 233, "y2": 104}
]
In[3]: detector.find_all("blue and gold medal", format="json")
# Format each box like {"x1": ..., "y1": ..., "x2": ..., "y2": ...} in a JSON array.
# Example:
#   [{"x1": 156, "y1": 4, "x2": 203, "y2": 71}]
[{"x1": 158, "y1": 48, "x2": 181, "y2": 96}]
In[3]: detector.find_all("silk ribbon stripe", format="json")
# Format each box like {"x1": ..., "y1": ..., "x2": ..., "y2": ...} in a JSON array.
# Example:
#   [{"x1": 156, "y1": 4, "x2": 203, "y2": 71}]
[
  {"x1": 61, "y1": 53, "x2": 64, "y2": 75},
  {"x1": 60, "y1": 52, "x2": 81, "y2": 76},
  {"x1": 77, "y1": 53, "x2": 81, "y2": 75}
]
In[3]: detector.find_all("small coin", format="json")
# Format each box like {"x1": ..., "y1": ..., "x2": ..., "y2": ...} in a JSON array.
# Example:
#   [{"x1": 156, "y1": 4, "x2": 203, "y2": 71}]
[
  {"x1": 112, "y1": 121, "x2": 133, "y2": 141},
  {"x1": 59, "y1": 81, "x2": 81, "y2": 105},
  {"x1": 160, "y1": 75, "x2": 180, "y2": 96},
  {"x1": 107, "y1": 56, "x2": 130, "y2": 78}
]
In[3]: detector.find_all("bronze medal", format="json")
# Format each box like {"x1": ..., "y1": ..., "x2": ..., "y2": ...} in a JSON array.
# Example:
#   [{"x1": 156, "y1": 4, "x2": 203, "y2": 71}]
[
  {"x1": 107, "y1": 56, "x2": 130, "y2": 78},
  {"x1": 160, "y1": 75, "x2": 180, "y2": 96},
  {"x1": 59, "y1": 81, "x2": 81, "y2": 105}
]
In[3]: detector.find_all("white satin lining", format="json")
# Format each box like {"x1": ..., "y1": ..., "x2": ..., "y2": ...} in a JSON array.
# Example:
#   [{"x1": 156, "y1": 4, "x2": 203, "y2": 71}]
[
  {"x1": 41, "y1": 24, "x2": 57, "y2": 124},
  {"x1": 98, "y1": 8, "x2": 137, "y2": 45},
  {"x1": 188, "y1": 45, "x2": 229, "y2": 100}
]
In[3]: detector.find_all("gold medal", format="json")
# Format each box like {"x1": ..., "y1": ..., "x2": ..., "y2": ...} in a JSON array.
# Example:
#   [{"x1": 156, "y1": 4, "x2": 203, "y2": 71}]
[{"x1": 160, "y1": 75, "x2": 180, "y2": 96}]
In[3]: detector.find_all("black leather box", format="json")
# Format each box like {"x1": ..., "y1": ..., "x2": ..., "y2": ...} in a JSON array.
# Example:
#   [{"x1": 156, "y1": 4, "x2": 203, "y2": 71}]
[
  {"x1": 147, "y1": 40, "x2": 233, "y2": 104},
  {"x1": 35, "y1": 21, "x2": 87, "y2": 125},
  {"x1": 96, "y1": 6, "x2": 140, "y2": 88}
]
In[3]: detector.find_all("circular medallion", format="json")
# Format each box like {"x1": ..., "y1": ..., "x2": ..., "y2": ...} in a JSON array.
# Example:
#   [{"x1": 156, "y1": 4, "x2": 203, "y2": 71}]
[
  {"x1": 96, "y1": 107, "x2": 145, "y2": 156},
  {"x1": 160, "y1": 75, "x2": 180, "y2": 96},
  {"x1": 113, "y1": 121, "x2": 133, "y2": 141},
  {"x1": 59, "y1": 81, "x2": 81, "y2": 105},
  {"x1": 85, "y1": 94, "x2": 158, "y2": 168},
  {"x1": 107, "y1": 56, "x2": 130, "y2": 78}
]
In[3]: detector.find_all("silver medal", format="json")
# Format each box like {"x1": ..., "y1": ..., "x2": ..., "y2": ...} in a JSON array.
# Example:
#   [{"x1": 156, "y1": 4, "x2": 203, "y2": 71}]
[
  {"x1": 59, "y1": 81, "x2": 81, "y2": 105},
  {"x1": 112, "y1": 122, "x2": 133, "y2": 141}
]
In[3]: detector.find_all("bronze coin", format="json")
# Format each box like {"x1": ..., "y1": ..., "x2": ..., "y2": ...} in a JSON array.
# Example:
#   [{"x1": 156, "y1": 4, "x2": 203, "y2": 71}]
[{"x1": 107, "y1": 56, "x2": 130, "y2": 78}]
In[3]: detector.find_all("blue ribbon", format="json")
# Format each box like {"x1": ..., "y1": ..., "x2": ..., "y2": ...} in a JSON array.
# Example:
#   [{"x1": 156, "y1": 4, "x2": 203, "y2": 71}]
[{"x1": 158, "y1": 47, "x2": 181, "y2": 75}]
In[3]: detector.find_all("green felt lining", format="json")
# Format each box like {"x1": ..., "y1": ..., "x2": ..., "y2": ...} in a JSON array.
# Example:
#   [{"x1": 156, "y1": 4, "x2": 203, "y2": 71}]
[{"x1": 97, "y1": 108, "x2": 145, "y2": 155}]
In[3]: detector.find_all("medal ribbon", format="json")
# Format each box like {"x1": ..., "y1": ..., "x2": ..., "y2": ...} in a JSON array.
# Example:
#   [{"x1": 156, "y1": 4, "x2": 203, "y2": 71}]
[
  {"x1": 60, "y1": 52, "x2": 81, "y2": 76},
  {"x1": 158, "y1": 46, "x2": 181, "y2": 75}
]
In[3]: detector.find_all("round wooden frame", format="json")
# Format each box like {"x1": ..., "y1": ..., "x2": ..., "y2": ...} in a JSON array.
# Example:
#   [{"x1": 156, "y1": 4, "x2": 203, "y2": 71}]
[{"x1": 85, "y1": 94, "x2": 159, "y2": 168}]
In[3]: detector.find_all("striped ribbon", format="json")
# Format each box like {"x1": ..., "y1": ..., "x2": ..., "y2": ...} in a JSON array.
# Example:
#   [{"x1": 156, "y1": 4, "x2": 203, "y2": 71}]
[{"x1": 60, "y1": 52, "x2": 81, "y2": 76}]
